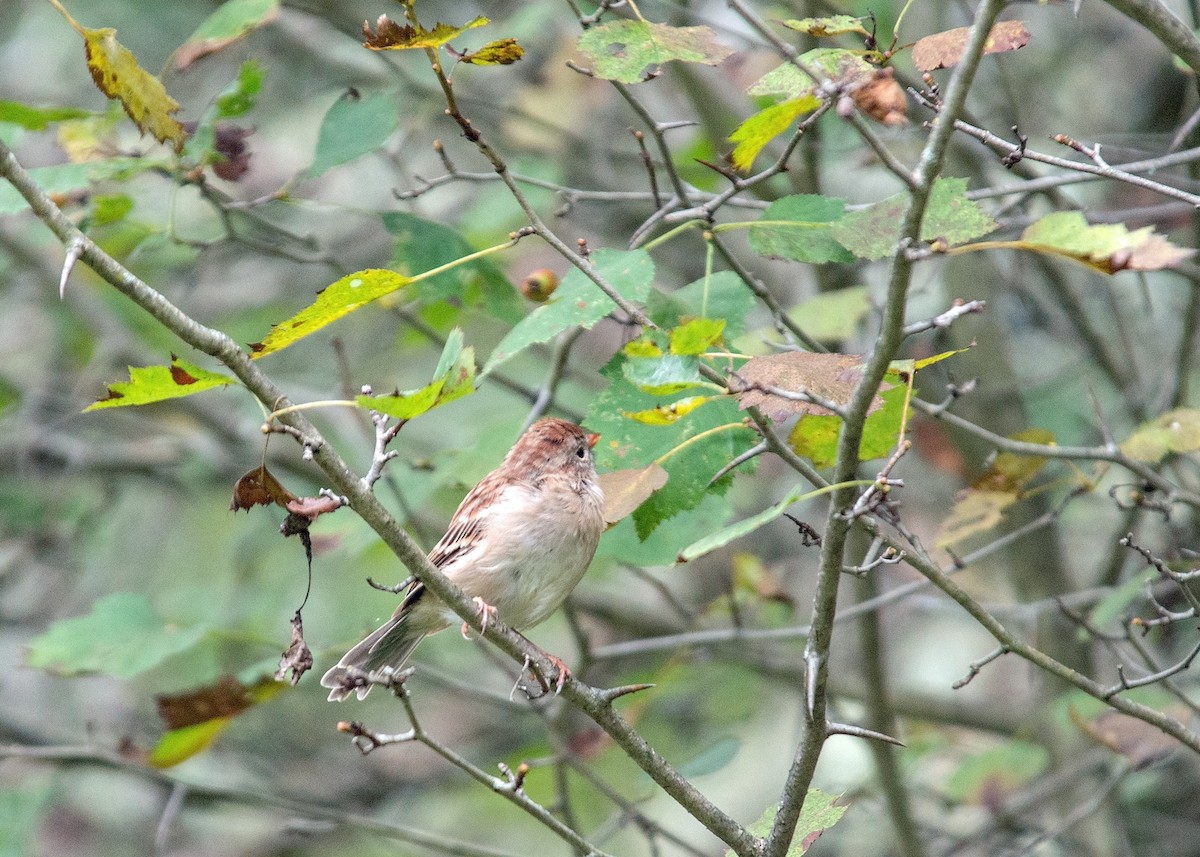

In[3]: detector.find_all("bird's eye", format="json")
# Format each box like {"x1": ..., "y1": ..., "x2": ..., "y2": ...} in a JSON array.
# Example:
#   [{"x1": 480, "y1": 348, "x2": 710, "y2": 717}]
[{"x1": 576, "y1": 446, "x2": 587, "y2": 458}]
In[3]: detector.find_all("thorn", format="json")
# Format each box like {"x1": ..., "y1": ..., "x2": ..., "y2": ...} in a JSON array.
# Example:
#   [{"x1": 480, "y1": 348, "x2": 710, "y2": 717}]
[
  {"x1": 60, "y1": 237, "x2": 85, "y2": 299},
  {"x1": 598, "y1": 683, "x2": 656, "y2": 703},
  {"x1": 826, "y1": 720, "x2": 905, "y2": 747}
]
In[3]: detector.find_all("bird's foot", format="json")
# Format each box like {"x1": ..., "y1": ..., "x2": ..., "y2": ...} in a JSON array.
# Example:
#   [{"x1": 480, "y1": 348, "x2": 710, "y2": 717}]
[{"x1": 461, "y1": 596, "x2": 498, "y2": 639}]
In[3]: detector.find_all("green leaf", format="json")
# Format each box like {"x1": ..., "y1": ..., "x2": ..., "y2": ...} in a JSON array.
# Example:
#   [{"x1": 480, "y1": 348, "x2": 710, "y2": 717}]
[
  {"x1": 747, "y1": 789, "x2": 847, "y2": 855},
  {"x1": 1086, "y1": 569, "x2": 1156, "y2": 634},
  {"x1": 587, "y1": 356, "x2": 757, "y2": 538},
  {"x1": 1012, "y1": 211, "x2": 1192, "y2": 273},
  {"x1": 945, "y1": 741, "x2": 1049, "y2": 803},
  {"x1": 25, "y1": 593, "x2": 207, "y2": 678},
  {"x1": 622, "y1": 354, "x2": 703, "y2": 395},
  {"x1": 783, "y1": 285, "x2": 872, "y2": 343},
  {"x1": 749, "y1": 194, "x2": 854, "y2": 263},
  {"x1": 382, "y1": 211, "x2": 517, "y2": 318},
  {"x1": 678, "y1": 483, "x2": 810, "y2": 562},
  {"x1": 175, "y1": 0, "x2": 279, "y2": 69},
  {"x1": 831, "y1": 177, "x2": 996, "y2": 260},
  {"x1": 648, "y1": 271, "x2": 757, "y2": 339},
  {"x1": 306, "y1": 89, "x2": 398, "y2": 177},
  {"x1": 1120, "y1": 408, "x2": 1200, "y2": 463},
  {"x1": 0, "y1": 781, "x2": 53, "y2": 857},
  {"x1": 0, "y1": 100, "x2": 90, "y2": 130},
  {"x1": 0, "y1": 163, "x2": 86, "y2": 214},
  {"x1": 0, "y1": 157, "x2": 163, "y2": 214},
  {"x1": 749, "y1": 48, "x2": 875, "y2": 99},
  {"x1": 779, "y1": 16, "x2": 870, "y2": 37},
  {"x1": 597, "y1": 494, "x2": 733, "y2": 567},
  {"x1": 729, "y1": 95, "x2": 821, "y2": 171},
  {"x1": 669, "y1": 318, "x2": 726, "y2": 355},
  {"x1": 85, "y1": 355, "x2": 236, "y2": 411},
  {"x1": 357, "y1": 329, "x2": 476, "y2": 419},
  {"x1": 788, "y1": 384, "x2": 907, "y2": 467},
  {"x1": 216, "y1": 60, "x2": 265, "y2": 118},
  {"x1": 150, "y1": 718, "x2": 234, "y2": 768},
  {"x1": 89, "y1": 193, "x2": 134, "y2": 226},
  {"x1": 676, "y1": 736, "x2": 740, "y2": 778},
  {"x1": 577, "y1": 20, "x2": 732, "y2": 84},
  {"x1": 250, "y1": 269, "x2": 411, "y2": 357},
  {"x1": 483, "y1": 248, "x2": 655, "y2": 375}
]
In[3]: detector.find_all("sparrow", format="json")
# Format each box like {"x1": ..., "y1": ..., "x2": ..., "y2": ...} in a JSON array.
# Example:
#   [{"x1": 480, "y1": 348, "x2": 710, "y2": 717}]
[{"x1": 321, "y1": 417, "x2": 605, "y2": 701}]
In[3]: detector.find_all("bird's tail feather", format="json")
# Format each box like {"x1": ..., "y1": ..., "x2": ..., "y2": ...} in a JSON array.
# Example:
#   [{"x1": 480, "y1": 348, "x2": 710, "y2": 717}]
[{"x1": 321, "y1": 612, "x2": 426, "y2": 701}]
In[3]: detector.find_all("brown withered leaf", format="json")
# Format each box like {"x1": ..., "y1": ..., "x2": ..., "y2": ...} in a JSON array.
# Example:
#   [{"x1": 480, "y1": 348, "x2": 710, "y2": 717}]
[
  {"x1": 852, "y1": 68, "x2": 907, "y2": 126},
  {"x1": 912, "y1": 20, "x2": 1030, "y2": 72},
  {"x1": 275, "y1": 612, "x2": 313, "y2": 686},
  {"x1": 733, "y1": 352, "x2": 888, "y2": 422},
  {"x1": 1072, "y1": 708, "x2": 1179, "y2": 768},
  {"x1": 597, "y1": 464, "x2": 669, "y2": 526},
  {"x1": 230, "y1": 464, "x2": 295, "y2": 511},
  {"x1": 156, "y1": 675, "x2": 253, "y2": 729}
]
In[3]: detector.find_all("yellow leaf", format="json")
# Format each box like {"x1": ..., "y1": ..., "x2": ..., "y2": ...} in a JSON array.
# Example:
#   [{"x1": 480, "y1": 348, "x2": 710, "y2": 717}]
[
  {"x1": 250, "y1": 269, "x2": 412, "y2": 358},
  {"x1": 622, "y1": 396, "x2": 717, "y2": 425},
  {"x1": 82, "y1": 27, "x2": 186, "y2": 152},
  {"x1": 936, "y1": 490, "x2": 1017, "y2": 548}
]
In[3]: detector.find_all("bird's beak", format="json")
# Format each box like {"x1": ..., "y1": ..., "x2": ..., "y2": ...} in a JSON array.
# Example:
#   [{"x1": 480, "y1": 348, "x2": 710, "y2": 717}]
[{"x1": 586, "y1": 432, "x2": 600, "y2": 449}]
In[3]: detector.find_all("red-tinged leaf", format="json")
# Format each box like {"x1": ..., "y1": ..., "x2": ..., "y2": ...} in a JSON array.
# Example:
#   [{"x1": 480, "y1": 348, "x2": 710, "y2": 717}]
[
  {"x1": 285, "y1": 495, "x2": 344, "y2": 522},
  {"x1": 912, "y1": 20, "x2": 1030, "y2": 72},
  {"x1": 81, "y1": 27, "x2": 187, "y2": 151},
  {"x1": 733, "y1": 352, "x2": 888, "y2": 421},
  {"x1": 729, "y1": 95, "x2": 822, "y2": 171},
  {"x1": 362, "y1": 14, "x2": 488, "y2": 50},
  {"x1": 457, "y1": 38, "x2": 524, "y2": 65},
  {"x1": 577, "y1": 19, "x2": 732, "y2": 84},
  {"x1": 250, "y1": 269, "x2": 412, "y2": 357},
  {"x1": 230, "y1": 464, "x2": 296, "y2": 511},
  {"x1": 174, "y1": 0, "x2": 280, "y2": 70},
  {"x1": 597, "y1": 464, "x2": 669, "y2": 525},
  {"x1": 85, "y1": 355, "x2": 235, "y2": 411}
]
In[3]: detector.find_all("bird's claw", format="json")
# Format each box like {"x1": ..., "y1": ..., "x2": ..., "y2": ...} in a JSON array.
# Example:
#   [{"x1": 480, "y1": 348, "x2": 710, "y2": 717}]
[{"x1": 461, "y1": 596, "x2": 498, "y2": 639}]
